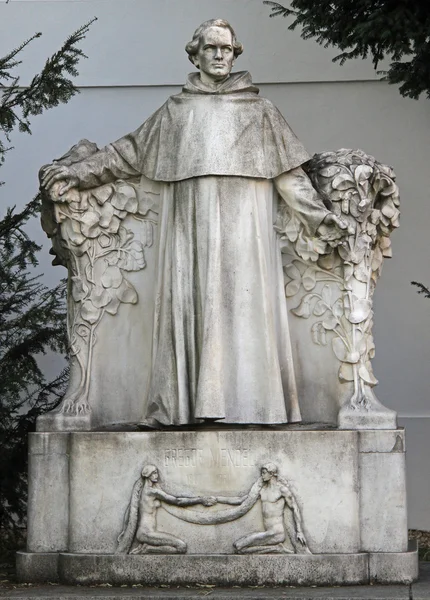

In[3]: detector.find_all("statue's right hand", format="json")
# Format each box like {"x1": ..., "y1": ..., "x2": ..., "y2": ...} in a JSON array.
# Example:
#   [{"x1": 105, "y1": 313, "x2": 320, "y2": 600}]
[{"x1": 40, "y1": 163, "x2": 79, "y2": 196}]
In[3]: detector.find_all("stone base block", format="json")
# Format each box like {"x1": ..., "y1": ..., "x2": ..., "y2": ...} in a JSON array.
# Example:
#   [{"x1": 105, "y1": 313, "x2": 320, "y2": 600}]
[
  {"x1": 16, "y1": 551, "x2": 59, "y2": 583},
  {"x1": 62, "y1": 553, "x2": 369, "y2": 586},
  {"x1": 16, "y1": 551, "x2": 419, "y2": 586},
  {"x1": 338, "y1": 401, "x2": 397, "y2": 430},
  {"x1": 36, "y1": 411, "x2": 91, "y2": 432},
  {"x1": 369, "y1": 541, "x2": 419, "y2": 584},
  {"x1": 20, "y1": 427, "x2": 417, "y2": 587}
]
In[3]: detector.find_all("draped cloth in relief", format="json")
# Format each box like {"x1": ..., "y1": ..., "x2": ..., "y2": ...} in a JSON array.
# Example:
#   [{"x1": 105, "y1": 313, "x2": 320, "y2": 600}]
[{"x1": 68, "y1": 71, "x2": 329, "y2": 425}]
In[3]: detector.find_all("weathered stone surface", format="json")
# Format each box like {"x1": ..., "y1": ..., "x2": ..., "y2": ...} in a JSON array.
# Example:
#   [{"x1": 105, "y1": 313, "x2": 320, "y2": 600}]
[
  {"x1": 59, "y1": 553, "x2": 369, "y2": 586},
  {"x1": 369, "y1": 542, "x2": 419, "y2": 584},
  {"x1": 359, "y1": 430, "x2": 408, "y2": 552},
  {"x1": 27, "y1": 434, "x2": 69, "y2": 553},
  {"x1": 16, "y1": 551, "x2": 59, "y2": 583},
  {"x1": 67, "y1": 429, "x2": 359, "y2": 555},
  {"x1": 37, "y1": 21, "x2": 401, "y2": 432},
  {"x1": 19, "y1": 428, "x2": 417, "y2": 586}
]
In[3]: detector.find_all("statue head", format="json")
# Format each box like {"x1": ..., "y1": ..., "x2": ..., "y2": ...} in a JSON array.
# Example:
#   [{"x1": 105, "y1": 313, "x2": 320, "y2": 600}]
[
  {"x1": 261, "y1": 462, "x2": 278, "y2": 482},
  {"x1": 141, "y1": 464, "x2": 158, "y2": 482},
  {"x1": 185, "y1": 19, "x2": 243, "y2": 84}
]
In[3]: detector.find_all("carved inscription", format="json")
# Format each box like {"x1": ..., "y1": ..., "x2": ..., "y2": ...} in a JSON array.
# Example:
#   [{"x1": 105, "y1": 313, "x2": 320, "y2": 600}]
[{"x1": 164, "y1": 448, "x2": 256, "y2": 468}]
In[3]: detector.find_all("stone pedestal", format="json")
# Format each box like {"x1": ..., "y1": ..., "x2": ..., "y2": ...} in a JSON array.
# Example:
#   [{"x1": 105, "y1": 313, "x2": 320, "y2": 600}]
[{"x1": 17, "y1": 427, "x2": 418, "y2": 585}]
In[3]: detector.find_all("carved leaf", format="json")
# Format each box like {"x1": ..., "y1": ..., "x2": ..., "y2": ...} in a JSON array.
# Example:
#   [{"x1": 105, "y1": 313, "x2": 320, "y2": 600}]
[
  {"x1": 62, "y1": 218, "x2": 87, "y2": 246},
  {"x1": 302, "y1": 267, "x2": 317, "y2": 291},
  {"x1": 353, "y1": 264, "x2": 369, "y2": 283},
  {"x1": 92, "y1": 185, "x2": 113, "y2": 205},
  {"x1": 322, "y1": 313, "x2": 338, "y2": 330},
  {"x1": 348, "y1": 299, "x2": 372, "y2": 324},
  {"x1": 285, "y1": 263, "x2": 301, "y2": 281},
  {"x1": 105, "y1": 215, "x2": 122, "y2": 234},
  {"x1": 104, "y1": 296, "x2": 121, "y2": 316},
  {"x1": 370, "y1": 209, "x2": 381, "y2": 225},
  {"x1": 343, "y1": 351, "x2": 360, "y2": 364},
  {"x1": 311, "y1": 322, "x2": 327, "y2": 345},
  {"x1": 332, "y1": 298, "x2": 344, "y2": 318},
  {"x1": 111, "y1": 189, "x2": 138, "y2": 213},
  {"x1": 81, "y1": 300, "x2": 101, "y2": 325},
  {"x1": 319, "y1": 165, "x2": 341, "y2": 178},
  {"x1": 332, "y1": 337, "x2": 348, "y2": 361},
  {"x1": 313, "y1": 301, "x2": 327, "y2": 317},
  {"x1": 358, "y1": 364, "x2": 378, "y2": 386},
  {"x1": 101, "y1": 265, "x2": 123, "y2": 289},
  {"x1": 344, "y1": 263, "x2": 354, "y2": 282},
  {"x1": 371, "y1": 246, "x2": 383, "y2": 272},
  {"x1": 285, "y1": 280, "x2": 301, "y2": 297},
  {"x1": 71, "y1": 276, "x2": 89, "y2": 302},
  {"x1": 292, "y1": 296, "x2": 311, "y2": 318},
  {"x1": 354, "y1": 165, "x2": 373, "y2": 184},
  {"x1": 116, "y1": 279, "x2": 138, "y2": 305},
  {"x1": 339, "y1": 363, "x2": 354, "y2": 382},
  {"x1": 98, "y1": 202, "x2": 115, "y2": 229},
  {"x1": 80, "y1": 211, "x2": 101, "y2": 239},
  {"x1": 332, "y1": 173, "x2": 355, "y2": 191},
  {"x1": 379, "y1": 236, "x2": 392, "y2": 258},
  {"x1": 118, "y1": 241, "x2": 146, "y2": 272},
  {"x1": 295, "y1": 233, "x2": 326, "y2": 262},
  {"x1": 322, "y1": 285, "x2": 332, "y2": 306},
  {"x1": 338, "y1": 236, "x2": 368, "y2": 264},
  {"x1": 381, "y1": 199, "x2": 396, "y2": 219},
  {"x1": 283, "y1": 213, "x2": 302, "y2": 242},
  {"x1": 90, "y1": 285, "x2": 112, "y2": 308},
  {"x1": 318, "y1": 252, "x2": 336, "y2": 270},
  {"x1": 138, "y1": 192, "x2": 160, "y2": 217}
]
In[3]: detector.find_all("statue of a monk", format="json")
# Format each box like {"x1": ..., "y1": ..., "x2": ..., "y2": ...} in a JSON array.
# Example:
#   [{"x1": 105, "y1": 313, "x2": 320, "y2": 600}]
[{"x1": 41, "y1": 19, "x2": 346, "y2": 427}]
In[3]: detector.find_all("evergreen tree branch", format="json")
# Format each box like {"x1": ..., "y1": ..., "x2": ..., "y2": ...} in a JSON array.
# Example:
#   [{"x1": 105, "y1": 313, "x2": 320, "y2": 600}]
[{"x1": 263, "y1": 1, "x2": 430, "y2": 100}]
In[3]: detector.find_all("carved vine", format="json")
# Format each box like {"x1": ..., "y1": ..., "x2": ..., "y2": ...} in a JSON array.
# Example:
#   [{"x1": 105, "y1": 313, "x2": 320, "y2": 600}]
[
  {"x1": 277, "y1": 149, "x2": 400, "y2": 410},
  {"x1": 41, "y1": 140, "x2": 159, "y2": 415}
]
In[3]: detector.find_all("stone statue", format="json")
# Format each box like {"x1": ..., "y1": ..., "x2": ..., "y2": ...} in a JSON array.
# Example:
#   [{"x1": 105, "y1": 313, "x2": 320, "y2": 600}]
[
  {"x1": 116, "y1": 464, "x2": 217, "y2": 554},
  {"x1": 21, "y1": 15, "x2": 416, "y2": 589},
  {"x1": 40, "y1": 19, "x2": 347, "y2": 428},
  {"x1": 228, "y1": 463, "x2": 310, "y2": 554},
  {"x1": 39, "y1": 19, "x2": 399, "y2": 431}
]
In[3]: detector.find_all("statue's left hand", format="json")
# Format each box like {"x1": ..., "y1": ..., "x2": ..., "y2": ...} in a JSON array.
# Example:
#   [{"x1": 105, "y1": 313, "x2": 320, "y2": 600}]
[
  {"x1": 40, "y1": 163, "x2": 79, "y2": 196},
  {"x1": 296, "y1": 531, "x2": 307, "y2": 546},
  {"x1": 316, "y1": 213, "x2": 350, "y2": 244}
]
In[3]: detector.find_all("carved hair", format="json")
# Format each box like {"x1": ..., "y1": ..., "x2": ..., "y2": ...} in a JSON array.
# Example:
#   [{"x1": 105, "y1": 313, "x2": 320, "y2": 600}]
[
  {"x1": 261, "y1": 463, "x2": 294, "y2": 494},
  {"x1": 141, "y1": 464, "x2": 157, "y2": 479},
  {"x1": 261, "y1": 462, "x2": 278, "y2": 476},
  {"x1": 185, "y1": 19, "x2": 244, "y2": 64}
]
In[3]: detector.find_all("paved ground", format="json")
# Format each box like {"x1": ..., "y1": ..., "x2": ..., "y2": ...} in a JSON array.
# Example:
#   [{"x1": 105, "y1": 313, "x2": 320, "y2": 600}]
[{"x1": 1, "y1": 562, "x2": 430, "y2": 599}]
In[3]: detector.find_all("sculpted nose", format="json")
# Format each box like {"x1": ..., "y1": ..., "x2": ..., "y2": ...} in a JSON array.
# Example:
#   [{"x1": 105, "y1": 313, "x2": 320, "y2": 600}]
[{"x1": 214, "y1": 48, "x2": 223, "y2": 60}]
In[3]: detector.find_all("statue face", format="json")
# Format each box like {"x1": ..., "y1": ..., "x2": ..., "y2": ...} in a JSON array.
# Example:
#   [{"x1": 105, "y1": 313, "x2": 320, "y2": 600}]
[
  {"x1": 193, "y1": 26, "x2": 234, "y2": 82},
  {"x1": 261, "y1": 468, "x2": 273, "y2": 482},
  {"x1": 149, "y1": 469, "x2": 159, "y2": 482}
]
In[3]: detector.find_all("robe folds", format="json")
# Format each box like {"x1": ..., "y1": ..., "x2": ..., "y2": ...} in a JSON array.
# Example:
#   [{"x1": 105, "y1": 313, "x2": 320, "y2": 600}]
[{"x1": 70, "y1": 71, "x2": 329, "y2": 426}]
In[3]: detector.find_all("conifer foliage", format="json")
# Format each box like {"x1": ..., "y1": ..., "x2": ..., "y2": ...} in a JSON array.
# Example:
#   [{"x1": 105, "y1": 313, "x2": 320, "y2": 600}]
[
  {"x1": 264, "y1": 1, "x2": 430, "y2": 100},
  {"x1": 0, "y1": 18, "x2": 96, "y2": 559}
]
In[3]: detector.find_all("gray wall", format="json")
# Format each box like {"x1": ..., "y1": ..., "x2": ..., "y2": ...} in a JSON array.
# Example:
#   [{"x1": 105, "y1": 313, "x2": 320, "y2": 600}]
[{"x1": 1, "y1": 0, "x2": 429, "y2": 528}]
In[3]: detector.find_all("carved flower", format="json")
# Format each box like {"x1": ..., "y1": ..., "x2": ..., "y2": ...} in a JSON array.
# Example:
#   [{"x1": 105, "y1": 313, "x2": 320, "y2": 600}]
[
  {"x1": 295, "y1": 232, "x2": 327, "y2": 262},
  {"x1": 284, "y1": 262, "x2": 318, "y2": 297}
]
